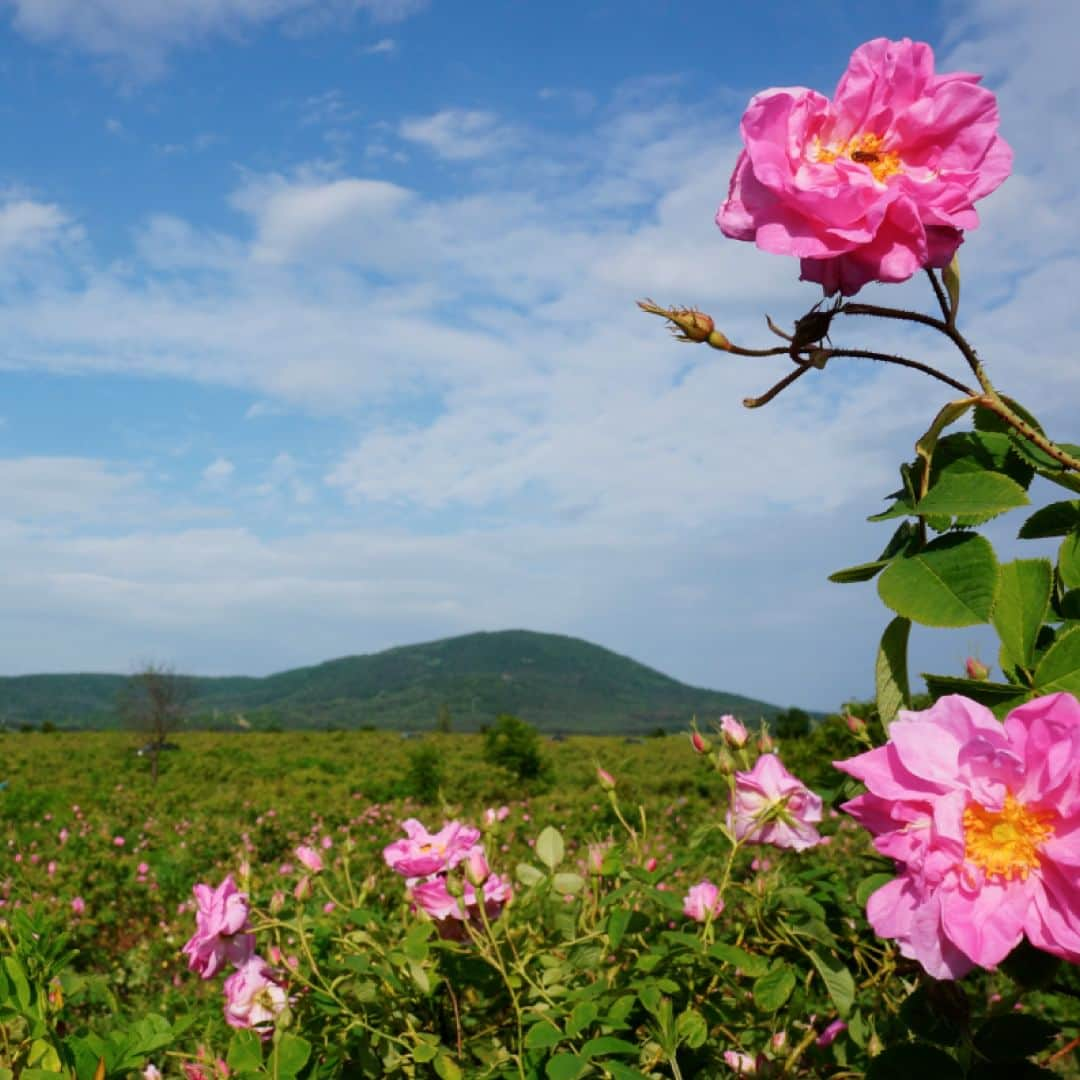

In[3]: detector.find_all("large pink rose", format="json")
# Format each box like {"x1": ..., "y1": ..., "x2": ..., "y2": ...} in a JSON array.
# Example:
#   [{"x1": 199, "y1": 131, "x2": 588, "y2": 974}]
[
  {"x1": 223, "y1": 955, "x2": 288, "y2": 1036},
  {"x1": 182, "y1": 875, "x2": 255, "y2": 979},
  {"x1": 717, "y1": 38, "x2": 1012, "y2": 295},
  {"x1": 382, "y1": 818, "x2": 482, "y2": 879},
  {"x1": 835, "y1": 693, "x2": 1080, "y2": 979}
]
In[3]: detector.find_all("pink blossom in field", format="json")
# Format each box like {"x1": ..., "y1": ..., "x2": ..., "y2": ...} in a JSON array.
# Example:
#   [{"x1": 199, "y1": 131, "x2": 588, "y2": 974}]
[
  {"x1": 138, "y1": 862, "x2": 150, "y2": 876},
  {"x1": 320, "y1": 835, "x2": 333, "y2": 850},
  {"x1": 47, "y1": 860, "x2": 57, "y2": 876},
  {"x1": 382, "y1": 819, "x2": 482, "y2": 878},
  {"x1": 58, "y1": 828, "x2": 69, "y2": 845},
  {"x1": 720, "y1": 715, "x2": 748, "y2": 748},
  {"x1": 596, "y1": 767, "x2": 616, "y2": 790},
  {"x1": 717, "y1": 38, "x2": 1012, "y2": 296},
  {"x1": 730, "y1": 754, "x2": 823, "y2": 851},
  {"x1": 143, "y1": 1066, "x2": 162, "y2": 1080},
  {"x1": 294, "y1": 876, "x2": 311, "y2": 901},
  {"x1": 71, "y1": 896, "x2": 85, "y2": 915},
  {"x1": 644, "y1": 856, "x2": 658, "y2": 872},
  {"x1": 182, "y1": 875, "x2": 255, "y2": 979},
  {"x1": 836, "y1": 693, "x2": 1080, "y2": 979},
  {"x1": 483, "y1": 805, "x2": 510, "y2": 826},
  {"x1": 323, "y1": 901, "x2": 335, "y2": 914},
  {"x1": 723, "y1": 1049, "x2": 763, "y2": 1075},
  {"x1": 295, "y1": 845, "x2": 324, "y2": 873},
  {"x1": 683, "y1": 880, "x2": 725, "y2": 923},
  {"x1": 411, "y1": 871, "x2": 512, "y2": 934},
  {"x1": 223, "y1": 956, "x2": 288, "y2": 1036},
  {"x1": 113, "y1": 836, "x2": 125, "y2": 847},
  {"x1": 690, "y1": 731, "x2": 708, "y2": 754}
]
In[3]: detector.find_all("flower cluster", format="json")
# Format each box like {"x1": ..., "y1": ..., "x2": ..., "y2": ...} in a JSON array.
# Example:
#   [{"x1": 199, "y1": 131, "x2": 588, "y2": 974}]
[
  {"x1": 718, "y1": 37, "x2": 1011, "y2": 295},
  {"x1": 383, "y1": 817, "x2": 512, "y2": 938},
  {"x1": 836, "y1": 693, "x2": 1080, "y2": 978},
  {"x1": 182, "y1": 875, "x2": 287, "y2": 1036},
  {"x1": 730, "y1": 753, "x2": 824, "y2": 852}
]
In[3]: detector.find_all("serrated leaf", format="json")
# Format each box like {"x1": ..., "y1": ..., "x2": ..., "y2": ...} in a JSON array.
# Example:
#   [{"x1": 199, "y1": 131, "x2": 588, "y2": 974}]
[
  {"x1": 1033, "y1": 625, "x2": 1080, "y2": 695},
  {"x1": 1059, "y1": 531, "x2": 1080, "y2": 589},
  {"x1": 579, "y1": 1035, "x2": 640, "y2": 1059},
  {"x1": 829, "y1": 560, "x2": 889, "y2": 584},
  {"x1": 434, "y1": 1054, "x2": 464, "y2": 1080},
  {"x1": 992, "y1": 558, "x2": 1052, "y2": 670},
  {"x1": 269, "y1": 1034, "x2": 310, "y2": 1078},
  {"x1": 516, "y1": 862, "x2": 545, "y2": 887},
  {"x1": 752, "y1": 968, "x2": 795, "y2": 1011},
  {"x1": 525, "y1": 1021, "x2": 563, "y2": 1050},
  {"x1": 922, "y1": 673, "x2": 1028, "y2": 710},
  {"x1": 708, "y1": 943, "x2": 769, "y2": 976},
  {"x1": 552, "y1": 872, "x2": 585, "y2": 895},
  {"x1": 536, "y1": 826, "x2": 564, "y2": 870},
  {"x1": 676, "y1": 1009, "x2": 708, "y2": 1049},
  {"x1": 974, "y1": 397, "x2": 1045, "y2": 437},
  {"x1": 809, "y1": 952, "x2": 855, "y2": 1018},
  {"x1": 227, "y1": 1030, "x2": 263, "y2": 1072},
  {"x1": 1018, "y1": 500, "x2": 1080, "y2": 539},
  {"x1": 878, "y1": 533, "x2": 998, "y2": 627},
  {"x1": 876, "y1": 616, "x2": 911, "y2": 731},
  {"x1": 918, "y1": 469, "x2": 1029, "y2": 519},
  {"x1": 607, "y1": 907, "x2": 631, "y2": 949},
  {"x1": 545, "y1": 1053, "x2": 587, "y2": 1080}
]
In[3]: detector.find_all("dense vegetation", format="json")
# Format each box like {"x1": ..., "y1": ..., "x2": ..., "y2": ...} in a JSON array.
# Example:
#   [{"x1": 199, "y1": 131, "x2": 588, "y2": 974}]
[{"x1": 0, "y1": 630, "x2": 786, "y2": 734}]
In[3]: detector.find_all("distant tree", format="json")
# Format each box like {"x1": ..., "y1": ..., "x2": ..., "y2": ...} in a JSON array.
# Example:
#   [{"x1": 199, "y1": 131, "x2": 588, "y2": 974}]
[
  {"x1": 773, "y1": 707, "x2": 811, "y2": 740},
  {"x1": 483, "y1": 713, "x2": 546, "y2": 782},
  {"x1": 118, "y1": 663, "x2": 193, "y2": 784},
  {"x1": 436, "y1": 702, "x2": 453, "y2": 734},
  {"x1": 406, "y1": 744, "x2": 445, "y2": 803}
]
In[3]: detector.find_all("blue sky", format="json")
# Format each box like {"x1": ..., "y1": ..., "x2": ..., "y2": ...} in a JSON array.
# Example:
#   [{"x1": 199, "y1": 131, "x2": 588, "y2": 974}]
[{"x1": 1, "y1": 0, "x2": 1077, "y2": 712}]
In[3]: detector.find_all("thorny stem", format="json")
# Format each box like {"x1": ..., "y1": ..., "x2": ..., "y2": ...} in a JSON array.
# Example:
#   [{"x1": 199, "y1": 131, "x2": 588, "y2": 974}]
[
  {"x1": 925, "y1": 266, "x2": 952, "y2": 323},
  {"x1": 743, "y1": 363, "x2": 811, "y2": 408},
  {"x1": 824, "y1": 348, "x2": 976, "y2": 396}
]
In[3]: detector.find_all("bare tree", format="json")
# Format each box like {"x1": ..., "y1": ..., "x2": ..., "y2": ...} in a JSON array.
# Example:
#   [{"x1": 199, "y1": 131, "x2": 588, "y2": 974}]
[{"x1": 118, "y1": 663, "x2": 193, "y2": 783}]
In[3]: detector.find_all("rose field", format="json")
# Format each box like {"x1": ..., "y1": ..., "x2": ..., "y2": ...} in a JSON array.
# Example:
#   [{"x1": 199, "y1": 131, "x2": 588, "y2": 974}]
[{"x1": 6, "y1": 29, "x2": 1080, "y2": 1080}]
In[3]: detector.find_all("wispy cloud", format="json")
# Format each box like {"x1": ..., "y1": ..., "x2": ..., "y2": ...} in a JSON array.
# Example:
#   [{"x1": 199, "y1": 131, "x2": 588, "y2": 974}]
[{"x1": 399, "y1": 108, "x2": 514, "y2": 161}]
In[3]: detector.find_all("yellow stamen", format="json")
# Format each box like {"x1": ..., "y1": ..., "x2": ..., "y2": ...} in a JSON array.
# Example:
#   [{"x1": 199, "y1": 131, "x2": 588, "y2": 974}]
[
  {"x1": 963, "y1": 793, "x2": 1055, "y2": 882},
  {"x1": 814, "y1": 133, "x2": 902, "y2": 183}
]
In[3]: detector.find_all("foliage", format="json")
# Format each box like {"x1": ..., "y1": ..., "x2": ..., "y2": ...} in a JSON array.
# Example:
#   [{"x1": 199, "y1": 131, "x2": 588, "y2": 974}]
[
  {"x1": 483, "y1": 713, "x2": 548, "y2": 785},
  {"x1": 405, "y1": 743, "x2": 445, "y2": 804}
]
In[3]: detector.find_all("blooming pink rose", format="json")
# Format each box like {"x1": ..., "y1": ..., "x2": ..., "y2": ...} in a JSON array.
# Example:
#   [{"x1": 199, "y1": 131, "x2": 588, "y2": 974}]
[
  {"x1": 720, "y1": 714, "x2": 749, "y2": 748},
  {"x1": 410, "y1": 872, "x2": 513, "y2": 937},
  {"x1": 835, "y1": 693, "x2": 1080, "y2": 979},
  {"x1": 723, "y1": 1049, "x2": 764, "y2": 1075},
  {"x1": 683, "y1": 880, "x2": 725, "y2": 923},
  {"x1": 182, "y1": 875, "x2": 255, "y2": 979},
  {"x1": 295, "y1": 845, "x2": 324, "y2": 873},
  {"x1": 717, "y1": 38, "x2": 1012, "y2": 295},
  {"x1": 382, "y1": 819, "x2": 482, "y2": 878},
  {"x1": 730, "y1": 754, "x2": 823, "y2": 851},
  {"x1": 71, "y1": 896, "x2": 85, "y2": 915},
  {"x1": 223, "y1": 955, "x2": 287, "y2": 1036}
]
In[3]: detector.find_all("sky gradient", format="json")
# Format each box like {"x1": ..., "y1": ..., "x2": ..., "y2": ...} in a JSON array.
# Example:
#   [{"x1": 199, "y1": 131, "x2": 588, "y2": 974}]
[{"x1": 1, "y1": 0, "x2": 1077, "y2": 712}]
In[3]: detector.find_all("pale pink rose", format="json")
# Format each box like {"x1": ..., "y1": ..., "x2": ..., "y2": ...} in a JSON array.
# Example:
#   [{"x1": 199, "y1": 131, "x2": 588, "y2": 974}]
[
  {"x1": 182, "y1": 875, "x2": 255, "y2": 979},
  {"x1": 223, "y1": 956, "x2": 287, "y2": 1036},
  {"x1": 717, "y1": 38, "x2": 1012, "y2": 295},
  {"x1": 483, "y1": 805, "x2": 510, "y2": 826},
  {"x1": 295, "y1": 845, "x2": 324, "y2": 873},
  {"x1": 71, "y1": 896, "x2": 85, "y2": 915},
  {"x1": 683, "y1": 880, "x2": 725, "y2": 923},
  {"x1": 723, "y1": 1049, "x2": 763, "y2": 1075},
  {"x1": 410, "y1": 872, "x2": 513, "y2": 937},
  {"x1": 836, "y1": 693, "x2": 1080, "y2": 979},
  {"x1": 113, "y1": 835, "x2": 125, "y2": 847},
  {"x1": 720, "y1": 714, "x2": 749, "y2": 748},
  {"x1": 730, "y1": 754, "x2": 823, "y2": 851},
  {"x1": 143, "y1": 1066, "x2": 163, "y2": 1080},
  {"x1": 382, "y1": 819, "x2": 482, "y2": 878}
]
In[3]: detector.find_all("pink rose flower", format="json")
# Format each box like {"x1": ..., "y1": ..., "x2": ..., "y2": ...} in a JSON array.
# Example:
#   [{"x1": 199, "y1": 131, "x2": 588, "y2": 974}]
[
  {"x1": 723, "y1": 1049, "x2": 764, "y2": 1075},
  {"x1": 182, "y1": 875, "x2": 255, "y2": 979},
  {"x1": 410, "y1": 872, "x2": 513, "y2": 937},
  {"x1": 295, "y1": 845, "x2": 324, "y2": 873},
  {"x1": 683, "y1": 880, "x2": 725, "y2": 923},
  {"x1": 223, "y1": 955, "x2": 287, "y2": 1036},
  {"x1": 717, "y1": 38, "x2": 1012, "y2": 295},
  {"x1": 730, "y1": 754, "x2": 823, "y2": 851},
  {"x1": 382, "y1": 818, "x2": 482, "y2": 878},
  {"x1": 835, "y1": 693, "x2": 1080, "y2": 979},
  {"x1": 71, "y1": 896, "x2": 85, "y2": 915},
  {"x1": 720, "y1": 714, "x2": 749, "y2": 748},
  {"x1": 815, "y1": 1019, "x2": 847, "y2": 1048}
]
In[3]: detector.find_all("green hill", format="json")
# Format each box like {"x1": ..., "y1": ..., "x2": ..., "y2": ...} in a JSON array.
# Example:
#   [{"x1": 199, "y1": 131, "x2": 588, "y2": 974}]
[{"x1": 0, "y1": 629, "x2": 785, "y2": 734}]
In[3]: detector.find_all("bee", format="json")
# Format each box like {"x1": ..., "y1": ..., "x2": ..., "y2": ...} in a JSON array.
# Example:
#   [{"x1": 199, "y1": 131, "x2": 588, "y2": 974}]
[{"x1": 851, "y1": 150, "x2": 881, "y2": 164}]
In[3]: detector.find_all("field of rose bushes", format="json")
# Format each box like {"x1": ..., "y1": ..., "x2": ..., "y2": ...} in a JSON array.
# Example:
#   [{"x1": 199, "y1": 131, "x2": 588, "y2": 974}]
[{"x1": 1, "y1": 718, "x2": 1078, "y2": 1078}]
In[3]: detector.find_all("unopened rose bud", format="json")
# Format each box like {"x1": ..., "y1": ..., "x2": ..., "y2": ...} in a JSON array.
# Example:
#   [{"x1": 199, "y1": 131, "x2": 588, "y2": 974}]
[
  {"x1": 965, "y1": 657, "x2": 990, "y2": 681},
  {"x1": 269, "y1": 889, "x2": 286, "y2": 914},
  {"x1": 691, "y1": 731, "x2": 709, "y2": 754},
  {"x1": 757, "y1": 730, "x2": 775, "y2": 754},
  {"x1": 293, "y1": 876, "x2": 311, "y2": 901},
  {"x1": 597, "y1": 766, "x2": 616, "y2": 791},
  {"x1": 844, "y1": 714, "x2": 865, "y2": 734},
  {"x1": 637, "y1": 299, "x2": 730, "y2": 350},
  {"x1": 465, "y1": 847, "x2": 490, "y2": 887}
]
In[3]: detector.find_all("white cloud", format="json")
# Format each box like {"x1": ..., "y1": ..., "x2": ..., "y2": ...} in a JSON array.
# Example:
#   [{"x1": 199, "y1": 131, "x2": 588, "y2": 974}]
[
  {"x1": 0, "y1": 457, "x2": 147, "y2": 521},
  {"x1": 363, "y1": 36, "x2": 396, "y2": 54},
  {"x1": 399, "y1": 109, "x2": 513, "y2": 161},
  {"x1": 0, "y1": 198, "x2": 74, "y2": 260},
  {"x1": 5, "y1": 0, "x2": 428, "y2": 80},
  {"x1": 202, "y1": 457, "x2": 235, "y2": 487}
]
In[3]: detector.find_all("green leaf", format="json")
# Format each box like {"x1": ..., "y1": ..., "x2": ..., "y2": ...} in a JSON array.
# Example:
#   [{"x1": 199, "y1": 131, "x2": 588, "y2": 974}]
[
  {"x1": 604, "y1": 1065, "x2": 653, "y2": 1080},
  {"x1": 877, "y1": 533, "x2": 998, "y2": 627},
  {"x1": 918, "y1": 469, "x2": 1028, "y2": 519},
  {"x1": 752, "y1": 968, "x2": 795, "y2": 1011},
  {"x1": 269, "y1": 1034, "x2": 311, "y2": 1078},
  {"x1": 413, "y1": 1038, "x2": 440, "y2": 1064},
  {"x1": 866, "y1": 1044, "x2": 963, "y2": 1080},
  {"x1": 941, "y1": 255, "x2": 960, "y2": 321},
  {"x1": 973, "y1": 1014, "x2": 1058, "y2": 1062},
  {"x1": 536, "y1": 826, "x2": 565, "y2": 870},
  {"x1": 433, "y1": 1054, "x2": 465, "y2": 1080},
  {"x1": 876, "y1": 616, "x2": 911, "y2": 731},
  {"x1": 829, "y1": 560, "x2": 889, "y2": 584},
  {"x1": 922, "y1": 674, "x2": 1028, "y2": 711},
  {"x1": 1018, "y1": 500, "x2": 1080, "y2": 539},
  {"x1": 708, "y1": 943, "x2": 769, "y2": 977},
  {"x1": 552, "y1": 872, "x2": 585, "y2": 896},
  {"x1": 1033, "y1": 625, "x2": 1080, "y2": 696},
  {"x1": 566, "y1": 1001, "x2": 598, "y2": 1038},
  {"x1": 525, "y1": 1021, "x2": 563, "y2": 1050},
  {"x1": 1000, "y1": 940, "x2": 1062, "y2": 989},
  {"x1": 974, "y1": 397, "x2": 1045, "y2": 437},
  {"x1": 899, "y1": 983, "x2": 968, "y2": 1046},
  {"x1": 227, "y1": 1030, "x2": 263, "y2": 1072},
  {"x1": 545, "y1": 1053, "x2": 587, "y2": 1080},
  {"x1": 606, "y1": 907, "x2": 631, "y2": 949},
  {"x1": 856, "y1": 873, "x2": 894, "y2": 909},
  {"x1": 676, "y1": 1009, "x2": 708, "y2": 1049},
  {"x1": 1059, "y1": 531, "x2": 1080, "y2": 589},
  {"x1": 516, "y1": 862, "x2": 546, "y2": 887},
  {"x1": 809, "y1": 951, "x2": 855, "y2": 1018},
  {"x1": 915, "y1": 399, "x2": 976, "y2": 475},
  {"x1": 579, "y1": 1036, "x2": 639, "y2": 1060},
  {"x1": 992, "y1": 558, "x2": 1052, "y2": 669}
]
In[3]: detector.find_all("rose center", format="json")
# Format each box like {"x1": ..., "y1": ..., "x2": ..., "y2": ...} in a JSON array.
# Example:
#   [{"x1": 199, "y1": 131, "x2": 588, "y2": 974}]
[
  {"x1": 963, "y1": 793, "x2": 1055, "y2": 881},
  {"x1": 815, "y1": 133, "x2": 902, "y2": 183}
]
